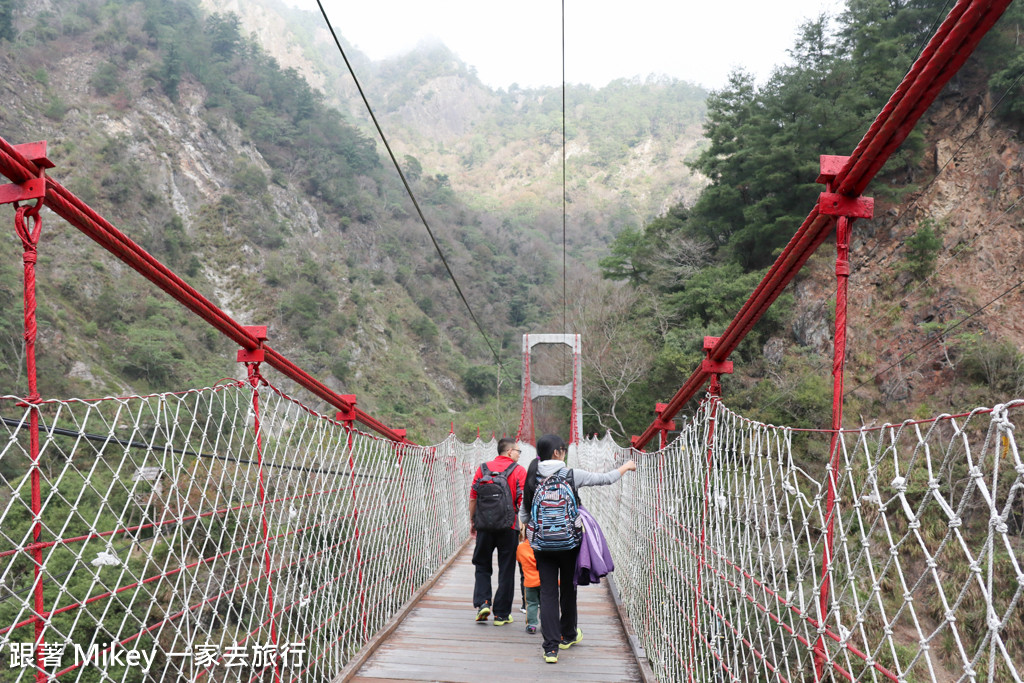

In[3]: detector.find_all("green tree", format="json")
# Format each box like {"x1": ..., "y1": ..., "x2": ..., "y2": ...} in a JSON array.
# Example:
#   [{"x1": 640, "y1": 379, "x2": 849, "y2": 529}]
[
  {"x1": 0, "y1": 0, "x2": 14, "y2": 41},
  {"x1": 678, "y1": 4, "x2": 939, "y2": 271},
  {"x1": 206, "y1": 12, "x2": 241, "y2": 58},
  {"x1": 598, "y1": 226, "x2": 654, "y2": 284},
  {"x1": 403, "y1": 154, "x2": 423, "y2": 182},
  {"x1": 153, "y1": 42, "x2": 182, "y2": 100},
  {"x1": 985, "y1": 2, "x2": 1024, "y2": 126},
  {"x1": 903, "y1": 219, "x2": 942, "y2": 280}
]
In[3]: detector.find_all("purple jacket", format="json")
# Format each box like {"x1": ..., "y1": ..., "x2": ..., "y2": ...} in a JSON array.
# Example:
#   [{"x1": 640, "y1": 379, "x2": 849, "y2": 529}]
[{"x1": 575, "y1": 506, "x2": 614, "y2": 586}]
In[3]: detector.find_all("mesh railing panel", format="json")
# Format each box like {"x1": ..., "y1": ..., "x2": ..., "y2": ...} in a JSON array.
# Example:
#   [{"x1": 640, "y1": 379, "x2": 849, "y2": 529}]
[
  {"x1": 0, "y1": 380, "x2": 481, "y2": 682},
  {"x1": 577, "y1": 398, "x2": 1024, "y2": 683}
]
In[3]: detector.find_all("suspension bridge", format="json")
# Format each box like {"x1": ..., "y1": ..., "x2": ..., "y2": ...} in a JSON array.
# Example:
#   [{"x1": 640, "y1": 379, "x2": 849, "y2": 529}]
[{"x1": 2, "y1": 0, "x2": 1023, "y2": 680}]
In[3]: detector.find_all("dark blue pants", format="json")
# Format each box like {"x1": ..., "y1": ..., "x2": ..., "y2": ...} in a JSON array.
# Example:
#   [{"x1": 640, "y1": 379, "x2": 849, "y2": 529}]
[
  {"x1": 535, "y1": 547, "x2": 579, "y2": 652},
  {"x1": 472, "y1": 528, "x2": 518, "y2": 619}
]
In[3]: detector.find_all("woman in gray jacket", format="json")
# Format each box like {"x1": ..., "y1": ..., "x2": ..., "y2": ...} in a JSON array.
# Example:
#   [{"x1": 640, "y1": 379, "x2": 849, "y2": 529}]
[{"x1": 518, "y1": 433, "x2": 636, "y2": 664}]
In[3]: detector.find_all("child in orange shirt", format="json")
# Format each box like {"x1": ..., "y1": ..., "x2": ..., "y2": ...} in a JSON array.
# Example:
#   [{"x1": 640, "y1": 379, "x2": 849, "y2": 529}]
[{"x1": 516, "y1": 528, "x2": 540, "y2": 633}]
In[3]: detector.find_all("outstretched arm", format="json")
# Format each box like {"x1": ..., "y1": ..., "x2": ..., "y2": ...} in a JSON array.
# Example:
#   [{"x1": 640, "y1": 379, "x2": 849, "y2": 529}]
[{"x1": 574, "y1": 460, "x2": 636, "y2": 487}]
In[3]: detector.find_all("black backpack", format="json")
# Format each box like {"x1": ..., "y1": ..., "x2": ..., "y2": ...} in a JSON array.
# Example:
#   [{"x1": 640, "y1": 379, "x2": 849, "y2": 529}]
[{"x1": 473, "y1": 462, "x2": 518, "y2": 531}]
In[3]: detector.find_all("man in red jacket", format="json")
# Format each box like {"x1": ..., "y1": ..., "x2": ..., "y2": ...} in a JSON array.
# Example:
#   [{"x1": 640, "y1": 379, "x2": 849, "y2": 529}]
[{"x1": 469, "y1": 438, "x2": 526, "y2": 625}]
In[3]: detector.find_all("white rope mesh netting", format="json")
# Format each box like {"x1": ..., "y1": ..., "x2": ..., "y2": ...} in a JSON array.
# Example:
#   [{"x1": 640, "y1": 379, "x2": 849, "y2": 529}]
[
  {"x1": 0, "y1": 380, "x2": 488, "y2": 681},
  {"x1": 6, "y1": 377, "x2": 1024, "y2": 682},
  {"x1": 576, "y1": 397, "x2": 1024, "y2": 683}
]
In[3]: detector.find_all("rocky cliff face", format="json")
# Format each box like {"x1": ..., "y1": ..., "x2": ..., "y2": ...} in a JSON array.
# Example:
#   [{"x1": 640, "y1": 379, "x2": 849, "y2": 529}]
[{"x1": 789, "y1": 85, "x2": 1024, "y2": 415}]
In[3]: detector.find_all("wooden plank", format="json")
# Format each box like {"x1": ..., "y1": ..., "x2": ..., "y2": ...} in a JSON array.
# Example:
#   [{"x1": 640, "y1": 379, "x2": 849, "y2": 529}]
[
  {"x1": 342, "y1": 544, "x2": 644, "y2": 682},
  {"x1": 357, "y1": 662, "x2": 637, "y2": 683},
  {"x1": 332, "y1": 538, "x2": 472, "y2": 682},
  {"x1": 608, "y1": 573, "x2": 659, "y2": 682}
]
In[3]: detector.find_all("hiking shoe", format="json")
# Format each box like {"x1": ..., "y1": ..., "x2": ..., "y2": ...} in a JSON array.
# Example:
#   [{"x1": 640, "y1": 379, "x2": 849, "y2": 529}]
[
  {"x1": 544, "y1": 650, "x2": 558, "y2": 663},
  {"x1": 526, "y1": 625, "x2": 537, "y2": 634},
  {"x1": 493, "y1": 615, "x2": 514, "y2": 626},
  {"x1": 559, "y1": 627, "x2": 583, "y2": 649},
  {"x1": 475, "y1": 603, "x2": 491, "y2": 622}
]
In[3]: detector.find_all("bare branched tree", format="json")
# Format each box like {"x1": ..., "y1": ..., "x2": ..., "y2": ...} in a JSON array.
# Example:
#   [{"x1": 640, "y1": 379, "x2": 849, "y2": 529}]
[
  {"x1": 646, "y1": 233, "x2": 713, "y2": 292},
  {"x1": 566, "y1": 266, "x2": 655, "y2": 439}
]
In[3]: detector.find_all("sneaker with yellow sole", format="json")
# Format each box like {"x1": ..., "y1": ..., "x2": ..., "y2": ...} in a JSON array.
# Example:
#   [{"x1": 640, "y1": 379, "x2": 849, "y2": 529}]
[{"x1": 559, "y1": 627, "x2": 582, "y2": 649}]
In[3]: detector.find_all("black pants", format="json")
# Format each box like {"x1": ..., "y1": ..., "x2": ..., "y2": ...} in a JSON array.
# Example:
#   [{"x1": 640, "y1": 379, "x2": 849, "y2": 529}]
[
  {"x1": 519, "y1": 561, "x2": 526, "y2": 609},
  {"x1": 472, "y1": 528, "x2": 518, "y2": 619},
  {"x1": 535, "y1": 547, "x2": 579, "y2": 652}
]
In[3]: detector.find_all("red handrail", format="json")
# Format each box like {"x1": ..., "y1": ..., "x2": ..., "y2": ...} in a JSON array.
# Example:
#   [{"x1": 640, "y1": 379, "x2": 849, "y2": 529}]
[{"x1": 0, "y1": 137, "x2": 410, "y2": 443}]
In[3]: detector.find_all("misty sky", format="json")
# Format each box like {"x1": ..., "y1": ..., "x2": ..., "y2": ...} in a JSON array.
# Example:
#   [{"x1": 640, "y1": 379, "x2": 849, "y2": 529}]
[{"x1": 304, "y1": 0, "x2": 850, "y2": 91}]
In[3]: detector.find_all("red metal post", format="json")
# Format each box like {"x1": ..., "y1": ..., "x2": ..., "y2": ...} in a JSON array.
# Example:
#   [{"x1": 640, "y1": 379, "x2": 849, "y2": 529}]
[
  {"x1": 654, "y1": 402, "x2": 675, "y2": 451},
  {"x1": 814, "y1": 156, "x2": 873, "y2": 680},
  {"x1": 237, "y1": 326, "x2": 282, "y2": 683},
  {"x1": 688, "y1": 337, "x2": 731, "y2": 680},
  {"x1": 517, "y1": 334, "x2": 535, "y2": 446},
  {"x1": 426, "y1": 445, "x2": 441, "y2": 568},
  {"x1": 391, "y1": 432, "x2": 414, "y2": 596},
  {"x1": 651, "y1": 449, "x2": 664, "y2": 673},
  {"x1": 336, "y1": 395, "x2": 368, "y2": 642},
  {"x1": 2, "y1": 142, "x2": 52, "y2": 683}
]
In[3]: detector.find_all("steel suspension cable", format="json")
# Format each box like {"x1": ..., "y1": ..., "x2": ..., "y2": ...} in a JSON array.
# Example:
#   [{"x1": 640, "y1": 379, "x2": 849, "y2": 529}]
[
  {"x1": 562, "y1": 0, "x2": 568, "y2": 337},
  {"x1": 313, "y1": 0, "x2": 513, "y2": 385}
]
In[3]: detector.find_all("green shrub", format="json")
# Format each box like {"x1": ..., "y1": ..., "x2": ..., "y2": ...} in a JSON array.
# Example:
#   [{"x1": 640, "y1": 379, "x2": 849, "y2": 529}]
[
  {"x1": 410, "y1": 316, "x2": 438, "y2": 342},
  {"x1": 43, "y1": 96, "x2": 68, "y2": 121},
  {"x1": 90, "y1": 61, "x2": 120, "y2": 96},
  {"x1": 331, "y1": 350, "x2": 352, "y2": 381},
  {"x1": 462, "y1": 365, "x2": 496, "y2": 399},
  {"x1": 230, "y1": 160, "x2": 268, "y2": 195},
  {"x1": 960, "y1": 334, "x2": 1024, "y2": 395}
]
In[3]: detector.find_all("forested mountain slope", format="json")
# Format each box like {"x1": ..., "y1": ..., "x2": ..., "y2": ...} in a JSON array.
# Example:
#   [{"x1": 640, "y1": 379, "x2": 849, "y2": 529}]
[
  {"x1": 598, "y1": 0, "x2": 1024, "y2": 437},
  {"x1": 0, "y1": 0, "x2": 708, "y2": 443},
  {"x1": 5, "y1": 0, "x2": 1020, "y2": 446},
  {"x1": 208, "y1": 0, "x2": 710, "y2": 254}
]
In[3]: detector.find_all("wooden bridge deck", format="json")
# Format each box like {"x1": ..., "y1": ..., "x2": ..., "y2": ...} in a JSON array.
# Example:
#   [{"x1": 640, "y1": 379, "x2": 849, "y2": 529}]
[{"x1": 343, "y1": 543, "x2": 649, "y2": 682}]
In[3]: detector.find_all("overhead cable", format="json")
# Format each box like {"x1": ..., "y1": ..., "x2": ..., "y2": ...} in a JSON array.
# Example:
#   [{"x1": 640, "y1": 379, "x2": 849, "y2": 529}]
[{"x1": 314, "y1": 0, "x2": 513, "y2": 383}]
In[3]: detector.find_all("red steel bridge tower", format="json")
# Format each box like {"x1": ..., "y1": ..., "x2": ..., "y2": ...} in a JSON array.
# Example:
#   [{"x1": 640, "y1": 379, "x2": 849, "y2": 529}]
[{"x1": 516, "y1": 333, "x2": 583, "y2": 446}]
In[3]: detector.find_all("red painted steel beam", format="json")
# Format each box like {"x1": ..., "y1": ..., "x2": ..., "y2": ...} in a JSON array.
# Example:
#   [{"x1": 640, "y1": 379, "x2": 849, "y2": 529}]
[
  {"x1": 633, "y1": 0, "x2": 1012, "y2": 449},
  {"x1": 0, "y1": 137, "x2": 409, "y2": 444}
]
